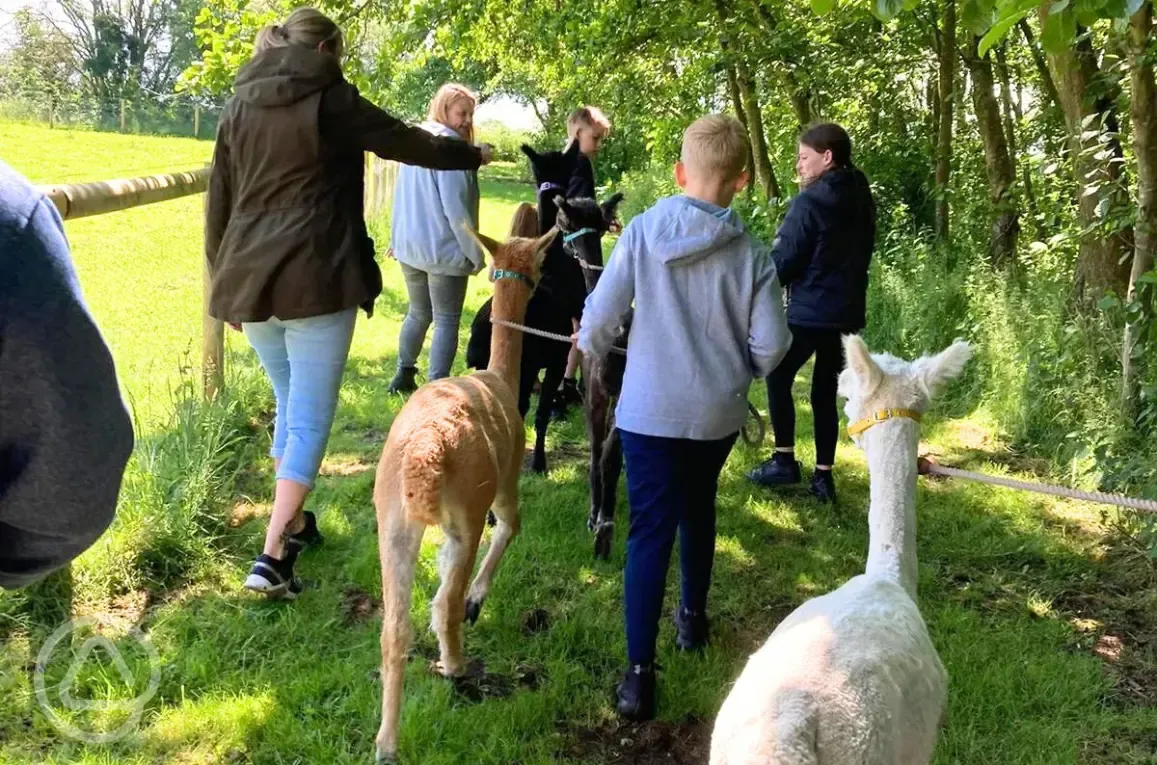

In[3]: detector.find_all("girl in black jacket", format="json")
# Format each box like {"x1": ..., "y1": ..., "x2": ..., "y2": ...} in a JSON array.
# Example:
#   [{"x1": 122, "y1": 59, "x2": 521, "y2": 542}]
[{"x1": 746, "y1": 123, "x2": 876, "y2": 504}]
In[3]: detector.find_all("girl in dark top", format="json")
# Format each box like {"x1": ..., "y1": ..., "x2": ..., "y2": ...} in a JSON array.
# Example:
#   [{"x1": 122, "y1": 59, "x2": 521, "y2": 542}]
[
  {"x1": 205, "y1": 7, "x2": 492, "y2": 598},
  {"x1": 746, "y1": 123, "x2": 876, "y2": 505}
]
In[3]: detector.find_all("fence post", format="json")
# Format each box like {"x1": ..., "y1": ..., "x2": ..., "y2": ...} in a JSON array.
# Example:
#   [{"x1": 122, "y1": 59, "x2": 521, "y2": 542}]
[
  {"x1": 203, "y1": 257, "x2": 224, "y2": 400},
  {"x1": 120, "y1": 99, "x2": 127, "y2": 132},
  {"x1": 194, "y1": 106, "x2": 200, "y2": 138}
]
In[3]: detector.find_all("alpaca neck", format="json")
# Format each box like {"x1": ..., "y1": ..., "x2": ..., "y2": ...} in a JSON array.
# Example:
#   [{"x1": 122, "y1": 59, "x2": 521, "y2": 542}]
[
  {"x1": 862, "y1": 420, "x2": 921, "y2": 601},
  {"x1": 487, "y1": 287, "x2": 529, "y2": 393}
]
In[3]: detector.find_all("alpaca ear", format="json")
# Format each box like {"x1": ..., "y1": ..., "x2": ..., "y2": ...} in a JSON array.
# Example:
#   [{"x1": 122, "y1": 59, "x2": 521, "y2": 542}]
[
  {"x1": 601, "y1": 192, "x2": 624, "y2": 222},
  {"x1": 842, "y1": 334, "x2": 883, "y2": 398},
  {"x1": 914, "y1": 340, "x2": 972, "y2": 399},
  {"x1": 563, "y1": 139, "x2": 581, "y2": 160},
  {"x1": 534, "y1": 226, "x2": 559, "y2": 256},
  {"x1": 520, "y1": 144, "x2": 539, "y2": 162},
  {"x1": 461, "y1": 224, "x2": 499, "y2": 259}
]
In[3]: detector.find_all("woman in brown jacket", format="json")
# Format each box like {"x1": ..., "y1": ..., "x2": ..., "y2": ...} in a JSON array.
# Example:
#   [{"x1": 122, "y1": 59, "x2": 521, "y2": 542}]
[{"x1": 205, "y1": 7, "x2": 492, "y2": 599}]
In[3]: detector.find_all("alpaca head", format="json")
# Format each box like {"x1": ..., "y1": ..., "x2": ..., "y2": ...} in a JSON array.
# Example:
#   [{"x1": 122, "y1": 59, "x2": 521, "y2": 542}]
[
  {"x1": 463, "y1": 225, "x2": 558, "y2": 296},
  {"x1": 553, "y1": 192, "x2": 624, "y2": 286},
  {"x1": 837, "y1": 335, "x2": 972, "y2": 446},
  {"x1": 521, "y1": 141, "x2": 582, "y2": 189}
]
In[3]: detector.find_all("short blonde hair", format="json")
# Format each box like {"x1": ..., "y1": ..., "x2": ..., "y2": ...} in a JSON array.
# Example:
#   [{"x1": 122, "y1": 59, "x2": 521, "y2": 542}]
[
  {"x1": 567, "y1": 106, "x2": 612, "y2": 139},
  {"x1": 426, "y1": 83, "x2": 478, "y2": 143},
  {"x1": 680, "y1": 114, "x2": 749, "y2": 181},
  {"x1": 255, "y1": 7, "x2": 343, "y2": 59}
]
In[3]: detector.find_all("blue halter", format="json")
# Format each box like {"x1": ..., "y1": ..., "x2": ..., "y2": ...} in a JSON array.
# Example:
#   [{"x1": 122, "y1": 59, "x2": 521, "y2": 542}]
[{"x1": 562, "y1": 227, "x2": 597, "y2": 244}]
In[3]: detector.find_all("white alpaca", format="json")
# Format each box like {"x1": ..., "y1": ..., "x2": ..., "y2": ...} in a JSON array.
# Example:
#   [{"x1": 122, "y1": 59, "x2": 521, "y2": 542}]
[{"x1": 710, "y1": 335, "x2": 971, "y2": 765}]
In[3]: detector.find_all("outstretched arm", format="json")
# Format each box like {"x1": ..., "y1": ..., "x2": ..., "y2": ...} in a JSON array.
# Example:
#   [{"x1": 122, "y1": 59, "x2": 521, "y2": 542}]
[
  {"x1": 748, "y1": 250, "x2": 792, "y2": 378},
  {"x1": 321, "y1": 82, "x2": 488, "y2": 170}
]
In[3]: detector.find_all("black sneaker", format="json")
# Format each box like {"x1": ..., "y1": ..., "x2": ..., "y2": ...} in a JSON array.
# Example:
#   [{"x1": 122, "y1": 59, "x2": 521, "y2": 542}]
[
  {"x1": 615, "y1": 664, "x2": 657, "y2": 722},
  {"x1": 243, "y1": 551, "x2": 303, "y2": 600},
  {"x1": 387, "y1": 366, "x2": 419, "y2": 394},
  {"x1": 746, "y1": 452, "x2": 803, "y2": 487},
  {"x1": 674, "y1": 606, "x2": 709, "y2": 652},
  {"x1": 286, "y1": 511, "x2": 323, "y2": 551},
  {"x1": 809, "y1": 470, "x2": 837, "y2": 504}
]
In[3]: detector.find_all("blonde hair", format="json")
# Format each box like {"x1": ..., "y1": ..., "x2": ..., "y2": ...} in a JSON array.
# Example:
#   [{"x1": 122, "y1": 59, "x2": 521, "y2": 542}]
[
  {"x1": 680, "y1": 114, "x2": 749, "y2": 182},
  {"x1": 567, "y1": 106, "x2": 612, "y2": 139},
  {"x1": 427, "y1": 83, "x2": 478, "y2": 143},
  {"x1": 254, "y1": 8, "x2": 343, "y2": 59}
]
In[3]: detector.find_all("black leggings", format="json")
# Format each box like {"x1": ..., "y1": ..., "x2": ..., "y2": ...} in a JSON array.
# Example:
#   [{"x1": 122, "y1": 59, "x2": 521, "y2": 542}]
[{"x1": 766, "y1": 326, "x2": 846, "y2": 466}]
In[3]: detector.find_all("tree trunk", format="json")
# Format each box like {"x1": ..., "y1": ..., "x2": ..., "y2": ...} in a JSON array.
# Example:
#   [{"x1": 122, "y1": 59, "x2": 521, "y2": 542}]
[
  {"x1": 726, "y1": 61, "x2": 757, "y2": 198},
  {"x1": 1043, "y1": 10, "x2": 1133, "y2": 300},
  {"x1": 1122, "y1": 1, "x2": 1157, "y2": 422},
  {"x1": 1018, "y1": 19, "x2": 1063, "y2": 113},
  {"x1": 964, "y1": 37, "x2": 1020, "y2": 267},
  {"x1": 996, "y1": 42, "x2": 1041, "y2": 236},
  {"x1": 935, "y1": 0, "x2": 956, "y2": 243},
  {"x1": 735, "y1": 59, "x2": 780, "y2": 200}
]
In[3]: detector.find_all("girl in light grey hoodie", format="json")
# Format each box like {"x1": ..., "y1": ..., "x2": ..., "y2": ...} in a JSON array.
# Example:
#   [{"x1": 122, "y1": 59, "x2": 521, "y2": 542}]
[{"x1": 387, "y1": 84, "x2": 483, "y2": 392}]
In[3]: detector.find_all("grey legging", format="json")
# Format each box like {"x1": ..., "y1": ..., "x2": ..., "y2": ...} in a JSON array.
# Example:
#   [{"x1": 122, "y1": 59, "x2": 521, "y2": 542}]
[{"x1": 396, "y1": 262, "x2": 469, "y2": 381}]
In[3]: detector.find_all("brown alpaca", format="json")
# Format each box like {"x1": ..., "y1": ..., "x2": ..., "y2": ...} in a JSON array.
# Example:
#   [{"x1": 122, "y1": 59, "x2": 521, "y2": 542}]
[{"x1": 373, "y1": 204, "x2": 555, "y2": 764}]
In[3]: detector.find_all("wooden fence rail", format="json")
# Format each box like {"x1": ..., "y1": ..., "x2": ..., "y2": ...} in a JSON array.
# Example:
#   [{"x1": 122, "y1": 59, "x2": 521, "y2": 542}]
[{"x1": 38, "y1": 157, "x2": 399, "y2": 400}]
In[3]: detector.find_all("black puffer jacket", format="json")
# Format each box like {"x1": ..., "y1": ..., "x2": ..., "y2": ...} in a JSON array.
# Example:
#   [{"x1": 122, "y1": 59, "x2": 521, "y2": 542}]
[{"x1": 771, "y1": 166, "x2": 876, "y2": 332}]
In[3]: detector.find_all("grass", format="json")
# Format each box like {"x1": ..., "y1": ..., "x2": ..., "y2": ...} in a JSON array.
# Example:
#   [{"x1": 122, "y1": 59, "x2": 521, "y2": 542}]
[{"x1": 1, "y1": 122, "x2": 1154, "y2": 764}]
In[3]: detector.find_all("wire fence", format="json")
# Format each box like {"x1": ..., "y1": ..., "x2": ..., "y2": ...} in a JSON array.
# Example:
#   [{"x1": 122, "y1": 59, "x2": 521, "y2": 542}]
[{"x1": 0, "y1": 92, "x2": 222, "y2": 140}]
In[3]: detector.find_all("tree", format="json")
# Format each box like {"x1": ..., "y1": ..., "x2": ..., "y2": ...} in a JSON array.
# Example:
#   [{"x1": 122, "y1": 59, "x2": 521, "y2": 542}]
[{"x1": 0, "y1": 8, "x2": 79, "y2": 119}]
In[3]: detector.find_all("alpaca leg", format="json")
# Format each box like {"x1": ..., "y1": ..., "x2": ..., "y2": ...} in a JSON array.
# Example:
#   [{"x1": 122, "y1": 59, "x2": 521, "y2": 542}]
[
  {"x1": 532, "y1": 362, "x2": 564, "y2": 474},
  {"x1": 374, "y1": 512, "x2": 425, "y2": 764},
  {"x1": 465, "y1": 476, "x2": 521, "y2": 623},
  {"x1": 584, "y1": 376, "x2": 606, "y2": 533},
  {"x1": 594, "y1": 422, "x2": 622, "y2": 561},
  {"x1": 430, "y1": 522, "x2": 481, "y2": 677}
]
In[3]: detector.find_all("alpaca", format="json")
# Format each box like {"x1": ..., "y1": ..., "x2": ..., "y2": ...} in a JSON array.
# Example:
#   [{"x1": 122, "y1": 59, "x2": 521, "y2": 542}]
[
  {"x1": 710, "y1": 335, "x2": 971, "y2": 765},
  {"x1": 552, "y1": 193, "x2": 631, "y2": 560},
  {"x1": 372, "y1": 211, "x2": 557, "y2": 764},
  {"x1": 465, "y1": 141, "x2": 587, "y2": 474}
]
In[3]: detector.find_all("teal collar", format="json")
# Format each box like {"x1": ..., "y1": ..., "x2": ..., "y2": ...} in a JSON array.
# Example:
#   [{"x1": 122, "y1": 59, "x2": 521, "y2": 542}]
[{"x1": 493, "y1": 268, "x2": 536, "y2": 289}]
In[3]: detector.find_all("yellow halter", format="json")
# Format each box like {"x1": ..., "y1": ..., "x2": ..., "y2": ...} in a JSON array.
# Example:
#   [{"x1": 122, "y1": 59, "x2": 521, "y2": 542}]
[{"x1": 846, "y1": 408, "x2": 923, "y2": 438}]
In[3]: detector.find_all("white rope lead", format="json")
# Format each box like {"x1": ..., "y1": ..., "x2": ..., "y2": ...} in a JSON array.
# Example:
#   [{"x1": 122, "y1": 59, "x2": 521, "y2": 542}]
[{"x1": 919, "y1": 458, "x2": 1157, "y2": 515}]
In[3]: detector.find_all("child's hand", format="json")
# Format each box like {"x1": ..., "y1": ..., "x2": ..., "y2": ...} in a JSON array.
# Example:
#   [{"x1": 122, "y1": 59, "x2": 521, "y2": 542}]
[
  {"x1": 228, "y1": 322, "x2": 242, "y2": 332},
  {"x1": 478, "y1": 143, "x2": 494, "y2": 165},
  {"x1": 609, "y1": 218, "x2": 623, "y2": 234}
]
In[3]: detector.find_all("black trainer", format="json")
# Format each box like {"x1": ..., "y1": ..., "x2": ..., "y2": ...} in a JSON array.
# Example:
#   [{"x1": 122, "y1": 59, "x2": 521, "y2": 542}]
[
  {"x1": 387, "y1": 366, "x2": 419, "y2": 394},
  {"x1": 615, "y1": 663, "x2": 657, "y2": 722},
  {"x1": 809, "y1": 470, "x2": 837, "y2": 504},
  {"x1": 287, "y1": 510, "x2": 323, "y2": 551},
  {"x1": 674, "y1": 606, "x2": 709, "y2": 652},
  {"x1": 243, "y1": 549, "x2": 302, "y2": 600},
  {"x1": 746, "y1": 452, "x2": 803, "y2": 487}
]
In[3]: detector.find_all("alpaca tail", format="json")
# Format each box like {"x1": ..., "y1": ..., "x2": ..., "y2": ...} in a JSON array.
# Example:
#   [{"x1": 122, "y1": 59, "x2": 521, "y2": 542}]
[
  {"x1": 509, "y1": 202, "x2": 539, "y2": 238},
  {"x1": 400, "y1": 426, "x2": 446, "y2": 526}
]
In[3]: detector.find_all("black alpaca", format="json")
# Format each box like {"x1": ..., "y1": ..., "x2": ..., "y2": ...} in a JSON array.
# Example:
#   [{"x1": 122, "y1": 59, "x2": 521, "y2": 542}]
[
  {"x1": 465, "y1": 142, "x2": 587, "y2": 474},
  {"x1": 553, "y1": 193, "x2": 630, "y2": 560}
]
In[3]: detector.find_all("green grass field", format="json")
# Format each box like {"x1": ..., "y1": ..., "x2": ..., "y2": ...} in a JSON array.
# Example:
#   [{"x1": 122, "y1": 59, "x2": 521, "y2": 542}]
[{"x1": 0, "y1": 121, "x2": 1154, "y2": 764}]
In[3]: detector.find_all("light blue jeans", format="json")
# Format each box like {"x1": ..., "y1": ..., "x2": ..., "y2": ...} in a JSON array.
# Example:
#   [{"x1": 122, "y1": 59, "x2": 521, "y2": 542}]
[
  {"x1": 397, "y1": 262, "x2": 469, "y2": 381},
  {"x1": 242, "y1": 308, "x2": 357, "y2": 489}
]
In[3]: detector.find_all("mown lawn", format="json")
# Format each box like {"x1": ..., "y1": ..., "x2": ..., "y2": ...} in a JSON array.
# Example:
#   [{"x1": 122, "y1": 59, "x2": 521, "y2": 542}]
[{"x1": 0, "y1": 123, "x2": 1153, "y2": 765}]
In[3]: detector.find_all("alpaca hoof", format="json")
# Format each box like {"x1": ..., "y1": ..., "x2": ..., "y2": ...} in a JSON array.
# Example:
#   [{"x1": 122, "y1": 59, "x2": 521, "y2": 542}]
[
  {"x1": 593, "y1": 523, "x2": 614, "y2": 560},
  {"x1": 375, "y1": 746, "x2": 397, "y2": 764},
  {"x1": 531, "y1": 457, "x2": 547, "y2": 475},
  {"x1": 586, "y1": 514, "x2": 597, "y2": 532},
  {"x1": 465, "y1": 598, "x2": 483, "y2": 624}
]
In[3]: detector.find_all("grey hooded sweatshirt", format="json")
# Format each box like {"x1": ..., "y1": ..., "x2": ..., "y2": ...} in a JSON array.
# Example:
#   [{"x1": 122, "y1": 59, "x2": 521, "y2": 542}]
[{"x1": 577, "y1": 194, "x2": 792, "y2": 440}]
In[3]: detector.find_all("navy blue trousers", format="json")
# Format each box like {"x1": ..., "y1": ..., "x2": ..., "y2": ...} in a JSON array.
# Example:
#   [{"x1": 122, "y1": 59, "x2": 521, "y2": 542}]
[{"x1": 619, "y1": 429, "x2": 739, "y2": 665}]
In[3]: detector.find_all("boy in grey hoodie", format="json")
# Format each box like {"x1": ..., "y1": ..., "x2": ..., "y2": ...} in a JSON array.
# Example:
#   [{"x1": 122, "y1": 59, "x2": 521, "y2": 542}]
[{"x1": 577, "y1": 115, "x2": 791, "y2": 721}]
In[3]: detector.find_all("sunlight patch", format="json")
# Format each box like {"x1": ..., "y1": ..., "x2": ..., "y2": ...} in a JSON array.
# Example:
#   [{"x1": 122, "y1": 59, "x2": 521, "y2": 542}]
[{"x1": 144, "y1": 691, "x2": 275, "y2": 755}]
